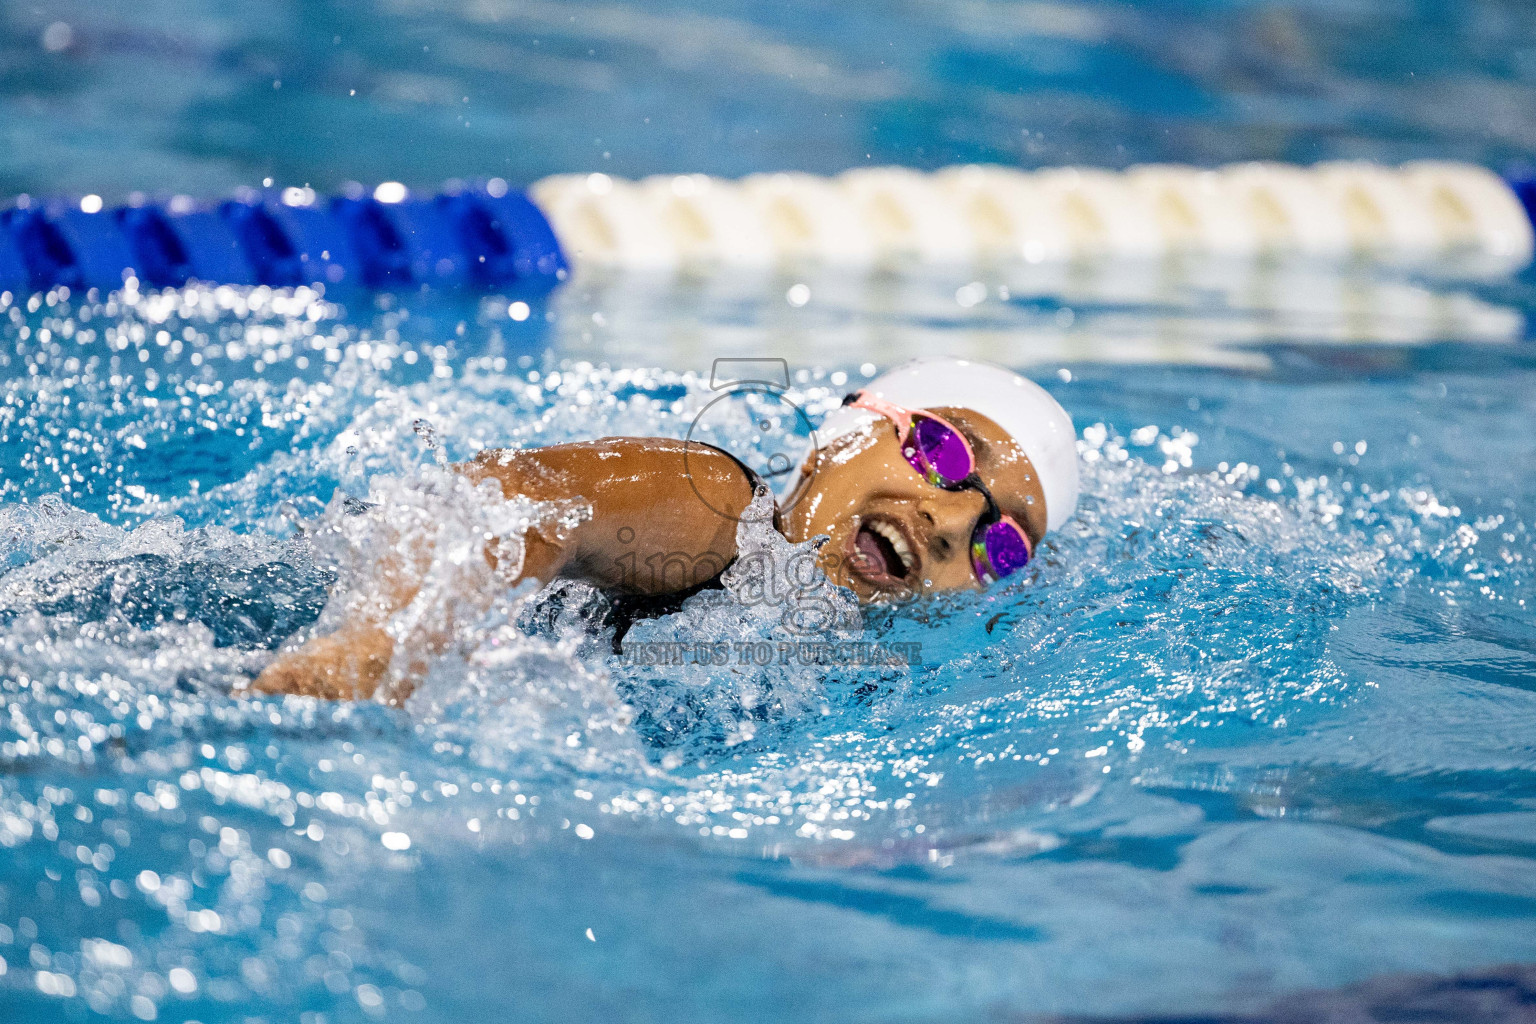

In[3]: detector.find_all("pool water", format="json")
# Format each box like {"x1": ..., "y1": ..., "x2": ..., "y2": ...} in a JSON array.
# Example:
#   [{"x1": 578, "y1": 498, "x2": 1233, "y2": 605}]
[
  {"x1": 2, "y1": 278, "x2": 1534, "y2": 1023},
  {"x1": 4, "y1": 1, "x2": 1536, "y2": 1022}
]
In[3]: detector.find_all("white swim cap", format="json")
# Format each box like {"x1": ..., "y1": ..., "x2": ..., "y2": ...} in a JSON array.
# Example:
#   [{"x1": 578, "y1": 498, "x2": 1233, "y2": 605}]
[{"x1": 817, "y1": 357, "x2": 1080, "y2": 532}]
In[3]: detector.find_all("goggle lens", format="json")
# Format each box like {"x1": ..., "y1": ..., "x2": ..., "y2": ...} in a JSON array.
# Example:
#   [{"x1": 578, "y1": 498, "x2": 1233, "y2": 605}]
[
  {"x1": 972, "y1": 517, "x2": 1033, "y2": 584},
  {"x1": 906, "y1": 414, "x2": 974, "y2": 488}
]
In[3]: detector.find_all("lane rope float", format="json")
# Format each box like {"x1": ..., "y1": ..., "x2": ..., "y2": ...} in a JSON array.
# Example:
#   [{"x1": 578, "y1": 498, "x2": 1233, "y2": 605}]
[
  {"x1": 1, "y1": 161, "x2": 1533, "y2": 297},
  {"x1": 536, "y1": 161, "x2": 1534, "y2": 277}
]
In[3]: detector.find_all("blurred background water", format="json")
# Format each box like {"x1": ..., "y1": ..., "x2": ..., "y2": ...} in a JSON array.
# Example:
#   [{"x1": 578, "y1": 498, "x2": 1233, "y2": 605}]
[
  {"x1": 4, "y1": 0, "x2": 1536, "y2": 196},
  {"x1": 2, "y1": 2, "x2": 1536, "y2": 1023}
]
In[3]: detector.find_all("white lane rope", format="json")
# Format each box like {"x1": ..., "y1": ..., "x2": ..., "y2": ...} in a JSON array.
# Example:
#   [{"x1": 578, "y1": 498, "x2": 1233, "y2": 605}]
[{"x1": 532, "y1": 161, "x2": 1533, "y2": 277}]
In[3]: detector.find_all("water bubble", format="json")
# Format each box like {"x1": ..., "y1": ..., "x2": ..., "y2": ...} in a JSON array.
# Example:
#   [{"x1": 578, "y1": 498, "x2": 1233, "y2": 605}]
[{"x1": 41, "y1": 22, "x2": 73, "y2": 52}]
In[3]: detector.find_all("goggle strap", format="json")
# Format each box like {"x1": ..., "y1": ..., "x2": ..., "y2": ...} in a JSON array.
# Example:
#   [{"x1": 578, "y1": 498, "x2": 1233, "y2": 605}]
[{"x1": 845, "y1": 390, "x2": 919, "y2": 446}]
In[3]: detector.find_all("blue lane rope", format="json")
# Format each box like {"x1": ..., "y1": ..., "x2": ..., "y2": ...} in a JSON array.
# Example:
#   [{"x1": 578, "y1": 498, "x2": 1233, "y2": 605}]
[
  {"x1": 1504, "y1": 167, "x2": 1536, "y2": 240},
  {"x1": 0, "y1": 183, "x2": 566, "y2": 295}
]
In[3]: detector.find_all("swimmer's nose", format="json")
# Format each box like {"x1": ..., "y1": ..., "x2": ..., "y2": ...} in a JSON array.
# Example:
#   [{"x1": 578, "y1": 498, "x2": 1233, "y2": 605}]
[{"x1": 918, "y1": 488, "x2": 988, "y2": 559}]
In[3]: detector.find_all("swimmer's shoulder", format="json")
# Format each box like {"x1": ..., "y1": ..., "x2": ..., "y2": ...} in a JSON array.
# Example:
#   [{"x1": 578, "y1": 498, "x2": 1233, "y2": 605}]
[{"x1": 461, "y1": 437, "x2": 757, "y2": 518}]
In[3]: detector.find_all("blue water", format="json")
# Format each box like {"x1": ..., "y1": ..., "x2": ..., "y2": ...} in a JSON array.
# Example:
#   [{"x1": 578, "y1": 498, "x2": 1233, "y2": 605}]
[
  {"x1": 4, "y1": 0, "x2": 1536, "y2": 196},
  {"x1": 3, "y1": 2, "x2": 1536, "y2": 1023}
]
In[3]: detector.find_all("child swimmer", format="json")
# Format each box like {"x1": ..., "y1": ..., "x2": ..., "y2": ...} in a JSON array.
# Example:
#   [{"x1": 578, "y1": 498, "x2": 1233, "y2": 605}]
[{"x1": 251, "y1": 357, "x2": 1079, "y2": 700}]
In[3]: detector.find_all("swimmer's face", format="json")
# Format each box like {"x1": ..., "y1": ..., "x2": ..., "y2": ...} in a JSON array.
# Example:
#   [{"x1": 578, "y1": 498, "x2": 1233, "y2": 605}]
[{"x1": 781, "y1": 407, "x2": 1047, "y2": 602}]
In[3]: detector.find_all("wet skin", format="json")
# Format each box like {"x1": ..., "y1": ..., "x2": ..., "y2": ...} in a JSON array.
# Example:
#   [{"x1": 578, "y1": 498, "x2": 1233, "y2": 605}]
[{"x1": 249, "y1": 408, "x2": 1044, "y2": 700}]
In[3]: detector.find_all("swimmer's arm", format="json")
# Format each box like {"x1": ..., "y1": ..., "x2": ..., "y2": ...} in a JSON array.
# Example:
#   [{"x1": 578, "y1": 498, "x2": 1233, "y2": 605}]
[
  {"x1": 249, "y1": 438, "x2": 753, "y2": 701},
  {"x1": 247, "y1": 547, "x2": 438, "y2": 703},
  {"x1": 463, "y1": 438, "x2": 753, "y2": 594}
]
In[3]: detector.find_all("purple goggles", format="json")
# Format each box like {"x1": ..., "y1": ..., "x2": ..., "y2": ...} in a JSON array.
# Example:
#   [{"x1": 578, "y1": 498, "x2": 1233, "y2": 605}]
[{"x1": 844, "y1": 391, "x2": 1034, "y2": 585}]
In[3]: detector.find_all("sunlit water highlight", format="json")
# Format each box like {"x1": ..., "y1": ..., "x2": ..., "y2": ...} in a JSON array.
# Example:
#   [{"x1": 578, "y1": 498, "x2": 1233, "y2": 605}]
[{"x1": 0, "y1": 272, "x2": 1534, "y2": 1022}]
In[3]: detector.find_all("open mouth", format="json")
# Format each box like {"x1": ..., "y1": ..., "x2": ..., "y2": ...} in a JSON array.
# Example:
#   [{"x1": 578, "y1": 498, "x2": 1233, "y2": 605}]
[{"x1": 848, "y1": 517, "x2": 917, "y2": 587}]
